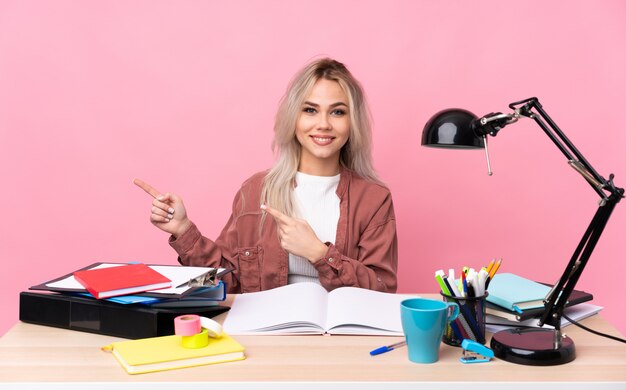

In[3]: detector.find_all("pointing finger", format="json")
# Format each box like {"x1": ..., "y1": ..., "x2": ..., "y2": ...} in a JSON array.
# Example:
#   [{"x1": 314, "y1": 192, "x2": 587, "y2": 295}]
[
  {"x1": 261, "y1": 204, "x2": 291, "y2": 225},
  {"x1": 133, "y1": 178, "x2": 162, "y2": 199}
]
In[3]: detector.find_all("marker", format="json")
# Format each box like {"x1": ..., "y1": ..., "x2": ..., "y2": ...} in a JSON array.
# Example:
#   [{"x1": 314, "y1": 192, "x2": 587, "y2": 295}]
[
  {"x1": 465, "y1": 270, "x2": 478, "y2": 298},
  {"x1": 477, "y1": 269, "x2": 489, "y2": 296},
  {"x1": 370, "y1": 340, "x2": 407, "y2": 356},
  {"x1": 435, "y1": 270, "x2": 451, "y2": 296},
  {"x1": 442, "y1": 276, "x2": 456, "y2": 297},
  {"x1": 461, "y1": 272, "x2": 467, "y2": 297},
  {"x1": 448, "y1": 269, "x2": 456, "y2": 284},
  {"x1": 447, "y1": 274, "x2": 462, "y2": 297}
]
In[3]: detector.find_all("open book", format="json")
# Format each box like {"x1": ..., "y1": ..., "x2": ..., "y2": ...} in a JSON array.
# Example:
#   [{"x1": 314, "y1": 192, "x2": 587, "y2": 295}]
[{"x1": 222, "y1": 282, "x2": 414, "y2": 336}]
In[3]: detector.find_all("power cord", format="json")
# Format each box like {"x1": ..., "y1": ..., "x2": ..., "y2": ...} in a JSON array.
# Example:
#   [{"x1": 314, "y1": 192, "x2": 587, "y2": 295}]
[
  {"x1": 485, "y1": 317, "x2": 626, "y2": 344},
  {"x1": 562, "y1": 313, "x2": 626, "y2": 344}
]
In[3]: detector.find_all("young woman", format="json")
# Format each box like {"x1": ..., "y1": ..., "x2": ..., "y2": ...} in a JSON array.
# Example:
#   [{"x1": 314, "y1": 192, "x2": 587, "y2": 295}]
[{"x1": 135, "y1": 58, "x2": 398, "y2": 293}]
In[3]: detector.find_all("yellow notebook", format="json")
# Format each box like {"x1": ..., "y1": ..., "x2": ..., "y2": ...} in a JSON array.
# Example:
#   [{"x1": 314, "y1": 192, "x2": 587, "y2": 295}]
[{"x1": 103, "y1": 332, "x2": 245, "y2": 374}]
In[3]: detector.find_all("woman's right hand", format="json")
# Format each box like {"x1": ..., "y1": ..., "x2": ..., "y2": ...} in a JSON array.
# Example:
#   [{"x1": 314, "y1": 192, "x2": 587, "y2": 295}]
[{"x1": 133, "y1": 178, "x2": 192, "y2": 238}]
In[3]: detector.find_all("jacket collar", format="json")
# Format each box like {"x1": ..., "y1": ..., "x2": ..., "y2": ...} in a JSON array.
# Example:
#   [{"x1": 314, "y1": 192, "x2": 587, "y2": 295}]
[{"x1": 336, "y1": 165, "x2": 351, "y2": 199}]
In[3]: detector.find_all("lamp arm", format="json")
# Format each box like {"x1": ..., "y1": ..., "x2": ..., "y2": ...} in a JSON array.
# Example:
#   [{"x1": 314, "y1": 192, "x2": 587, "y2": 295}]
[
  {"x1": 540, "y1": 194, "x2": 618, "y2": 330},
  {"x1": 511, "y1": 97, "x2": 619, "y2": 200},
  {"x1": 503, "y1": 98, "x2": 624, "y2": 331}
]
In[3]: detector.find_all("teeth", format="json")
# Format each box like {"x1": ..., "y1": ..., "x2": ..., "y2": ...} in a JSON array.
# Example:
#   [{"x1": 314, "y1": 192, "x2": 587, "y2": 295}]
[{"x1": 313, "y1": 137, "x2": 332, "y2": 142}]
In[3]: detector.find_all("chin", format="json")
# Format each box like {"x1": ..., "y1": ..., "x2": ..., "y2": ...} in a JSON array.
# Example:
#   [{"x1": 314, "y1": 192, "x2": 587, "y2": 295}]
[{"x1": 312, "y1": 150, "x2": 341, "y2": 160}]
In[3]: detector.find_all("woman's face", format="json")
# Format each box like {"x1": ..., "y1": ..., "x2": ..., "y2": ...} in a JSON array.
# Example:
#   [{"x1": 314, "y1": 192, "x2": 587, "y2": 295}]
[{"x1": 295, "y1": 78, "x2": 350, "y2": 175}]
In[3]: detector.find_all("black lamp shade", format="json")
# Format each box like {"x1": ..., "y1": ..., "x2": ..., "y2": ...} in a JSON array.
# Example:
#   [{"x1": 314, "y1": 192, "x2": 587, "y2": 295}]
[{"x1": 421, "y1": 108, "x2": 484, "y2": 149}]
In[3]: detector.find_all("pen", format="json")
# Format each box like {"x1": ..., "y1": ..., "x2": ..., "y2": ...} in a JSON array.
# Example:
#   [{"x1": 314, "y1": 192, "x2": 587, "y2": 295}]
[{"x1": 370, "y1": 340, "x2": 407, "y2": 356}]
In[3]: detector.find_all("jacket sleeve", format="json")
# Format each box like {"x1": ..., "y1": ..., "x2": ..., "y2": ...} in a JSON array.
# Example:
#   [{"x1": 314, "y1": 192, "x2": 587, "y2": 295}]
[
  {"x1": 168, "y1": 192, "x2": 244, "y2": 293},
  {"x1": 312, "y1": 192, "x2": 398, "y2": 293}
]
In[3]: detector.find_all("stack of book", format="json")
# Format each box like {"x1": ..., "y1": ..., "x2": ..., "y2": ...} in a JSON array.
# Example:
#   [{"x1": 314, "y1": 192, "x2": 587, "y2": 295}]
[
  {"x1": 484, "y1": 273, "x2": 603, "y2": 333},
  {"x1": 21, "y1": 262, "x2": 232, "y2": 339},
  {"x1": 22, "y1": 262, "x2": 249, "y2": 375}
]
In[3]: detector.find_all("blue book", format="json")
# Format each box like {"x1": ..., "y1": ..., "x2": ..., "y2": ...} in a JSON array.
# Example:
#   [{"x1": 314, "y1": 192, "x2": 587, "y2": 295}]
[
  {"x1": 486, "y1": 273, "x2": 550, "y2": 312},
  {"x1": 75, "y1": 293, "x2": 161, "y2": 305}
]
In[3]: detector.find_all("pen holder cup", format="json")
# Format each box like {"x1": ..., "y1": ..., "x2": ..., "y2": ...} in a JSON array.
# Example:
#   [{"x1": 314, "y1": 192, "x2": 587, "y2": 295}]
[{"x1": 440, "y1": 292, "x2": 488, "y2": 346}]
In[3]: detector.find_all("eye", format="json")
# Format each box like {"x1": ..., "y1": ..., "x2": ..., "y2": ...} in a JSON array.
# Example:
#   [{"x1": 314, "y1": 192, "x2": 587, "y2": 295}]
[
  {"x1": 331, "y1": 109, "x2": 347, "y2": 116},
  {"x1": 303, "y1": 106, "x2": 317, "y2": 114}
]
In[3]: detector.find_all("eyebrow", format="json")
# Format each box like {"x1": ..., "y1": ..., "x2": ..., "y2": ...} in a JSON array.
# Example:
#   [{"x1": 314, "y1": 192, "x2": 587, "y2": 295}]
[{"x1": 303, "y1": 101, "x2": 348, "y2": 108}]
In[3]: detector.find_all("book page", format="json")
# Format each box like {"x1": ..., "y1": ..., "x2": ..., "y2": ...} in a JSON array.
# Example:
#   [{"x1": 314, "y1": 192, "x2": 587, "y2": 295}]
[
  {"x1": 223, "y1": 283, "x2": 329, "y2": 335},
  {"x1": 46, "y1": 263, "x2": 124, "y2": 288},
  {"x1": 326, "y1": 288, "x2": 416, "y2": 335}
]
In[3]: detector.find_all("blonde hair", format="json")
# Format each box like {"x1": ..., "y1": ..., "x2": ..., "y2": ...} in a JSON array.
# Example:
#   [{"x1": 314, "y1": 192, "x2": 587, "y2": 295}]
[{"x1": 261, "y1": 58, "x2": 380, "y2": 218}]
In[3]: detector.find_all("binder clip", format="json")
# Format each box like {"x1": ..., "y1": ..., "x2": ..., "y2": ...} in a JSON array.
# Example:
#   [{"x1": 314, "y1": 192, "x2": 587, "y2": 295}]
[
  {"x1": 176, "y1": 268, "x2": 218, "y2": 288},
  {"x1": 460, "y1": 339, "x2": 494, "y2": 364}
]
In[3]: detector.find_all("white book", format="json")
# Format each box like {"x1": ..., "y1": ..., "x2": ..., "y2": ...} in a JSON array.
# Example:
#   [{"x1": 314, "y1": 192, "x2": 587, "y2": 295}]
[{"x1": 223, "y1": 282, "x2": 415, "y2": 336}]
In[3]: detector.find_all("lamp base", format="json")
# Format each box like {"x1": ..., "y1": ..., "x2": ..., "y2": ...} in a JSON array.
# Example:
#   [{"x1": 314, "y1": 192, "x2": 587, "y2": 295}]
[{"x1": 490, "y1": 328, "x2": 576, "y2": 366}]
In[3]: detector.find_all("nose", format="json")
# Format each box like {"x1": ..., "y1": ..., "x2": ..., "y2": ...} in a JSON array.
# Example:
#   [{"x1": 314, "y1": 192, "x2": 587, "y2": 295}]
[{"x1": 316, "y1": 113, "x2": 332, "y2": 131}]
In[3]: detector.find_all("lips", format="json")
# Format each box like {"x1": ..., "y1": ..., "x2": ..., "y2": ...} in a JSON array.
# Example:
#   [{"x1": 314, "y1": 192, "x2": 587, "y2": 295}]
[{"x1": 310, "y1": 135, "x2": 335, "y2": 146}]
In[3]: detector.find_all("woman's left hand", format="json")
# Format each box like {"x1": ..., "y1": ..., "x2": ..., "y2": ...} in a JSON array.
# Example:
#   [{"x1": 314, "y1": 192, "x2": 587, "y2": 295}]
[{"x1": 261, "y1": 204, "x2": 328, "y2": 262}]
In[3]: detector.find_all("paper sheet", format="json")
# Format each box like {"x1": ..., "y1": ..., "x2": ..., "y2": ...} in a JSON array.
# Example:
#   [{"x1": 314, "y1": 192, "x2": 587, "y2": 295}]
[{"x1": 46, "y1": 263, "x2": 225, "y2": 295}]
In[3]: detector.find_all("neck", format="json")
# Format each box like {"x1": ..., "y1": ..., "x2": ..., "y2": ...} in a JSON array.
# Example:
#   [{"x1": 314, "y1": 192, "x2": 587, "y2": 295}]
[{"x1": 298, "y1": 157, "x2": 341, "y2": 176}]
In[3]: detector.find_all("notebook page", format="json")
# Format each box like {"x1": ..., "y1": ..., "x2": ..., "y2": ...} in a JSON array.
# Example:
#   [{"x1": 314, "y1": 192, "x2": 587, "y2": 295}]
[
  {"x1": 223, "y1": 282, "x2": 328, "y2": 334},
  {"x1": 326, "y1": 288, "x2": 416, "y2": 335}
]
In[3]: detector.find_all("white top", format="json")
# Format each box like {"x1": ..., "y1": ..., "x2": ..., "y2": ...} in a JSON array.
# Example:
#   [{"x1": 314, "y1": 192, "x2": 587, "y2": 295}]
[{"x1": 288, "y1": 172, "x2": 341, "y2": 285}]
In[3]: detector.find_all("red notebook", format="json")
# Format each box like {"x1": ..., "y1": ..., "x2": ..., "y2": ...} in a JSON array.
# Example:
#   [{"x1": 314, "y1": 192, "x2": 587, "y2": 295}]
[{"x1": 73, "y1": 264, "x2": 172, "y2": 299}]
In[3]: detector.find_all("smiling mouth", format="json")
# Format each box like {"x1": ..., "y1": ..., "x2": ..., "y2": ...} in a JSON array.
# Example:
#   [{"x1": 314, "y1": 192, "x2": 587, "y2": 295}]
[{"x1": 311, "y1": 136, "x2": 335, "y2": 146}]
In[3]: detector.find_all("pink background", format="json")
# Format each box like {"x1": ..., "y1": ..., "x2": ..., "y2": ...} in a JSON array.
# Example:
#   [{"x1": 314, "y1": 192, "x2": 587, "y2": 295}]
[{"x1": 1, "y1": 1, "x2": 625, "y2": 337}]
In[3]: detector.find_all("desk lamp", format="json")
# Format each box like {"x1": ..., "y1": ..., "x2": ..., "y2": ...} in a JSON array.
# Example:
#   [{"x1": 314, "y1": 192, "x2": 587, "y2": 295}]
[{"x1": 421, "y1": 97, "x2": 624, "y2": 365}]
